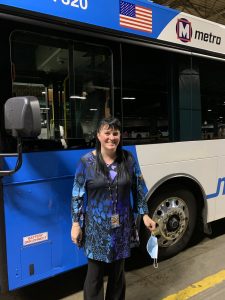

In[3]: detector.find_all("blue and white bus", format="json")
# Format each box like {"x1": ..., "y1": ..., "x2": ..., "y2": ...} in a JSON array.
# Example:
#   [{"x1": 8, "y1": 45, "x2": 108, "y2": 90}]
[{"x1": 1, "y1": 0, "x2": 225, "y2": 292}]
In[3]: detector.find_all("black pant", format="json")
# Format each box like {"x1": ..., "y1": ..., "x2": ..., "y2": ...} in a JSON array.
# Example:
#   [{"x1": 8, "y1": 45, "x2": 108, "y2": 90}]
[{"x1": 83, "y1": 258, "x2": 126, "y2": 300}]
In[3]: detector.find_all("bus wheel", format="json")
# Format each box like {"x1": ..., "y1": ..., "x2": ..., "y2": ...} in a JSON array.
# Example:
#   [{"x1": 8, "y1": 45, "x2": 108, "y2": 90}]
[{"x1": 141, "y1": 185, "x2": 197, "y2": 259}]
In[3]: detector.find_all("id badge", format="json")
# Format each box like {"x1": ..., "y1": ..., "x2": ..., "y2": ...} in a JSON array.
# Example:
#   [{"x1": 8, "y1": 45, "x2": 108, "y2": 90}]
[{"x1": 111, "y1": 214, "x2": 120, "y2": 228}]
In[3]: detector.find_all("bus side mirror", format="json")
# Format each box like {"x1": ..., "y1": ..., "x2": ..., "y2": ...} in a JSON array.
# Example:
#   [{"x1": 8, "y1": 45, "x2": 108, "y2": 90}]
[
  {"x1": 4, "y1": 96, "x2": 41, "y2": 137},
  {"x1": 0, "y1": 96, "x2": 41, "y2": 176}
]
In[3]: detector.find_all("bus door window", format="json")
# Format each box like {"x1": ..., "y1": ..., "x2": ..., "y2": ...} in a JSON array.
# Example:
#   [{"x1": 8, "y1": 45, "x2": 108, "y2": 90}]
[
  {"x1": 10, "y1": 31, "x2": 70, "y2": 149},
  {"x1": 67, "y1": 43, "x2": 112, "y2": 147},
  {"x1": 10, "y1": 32, "x2": 113, "y2": 150}
]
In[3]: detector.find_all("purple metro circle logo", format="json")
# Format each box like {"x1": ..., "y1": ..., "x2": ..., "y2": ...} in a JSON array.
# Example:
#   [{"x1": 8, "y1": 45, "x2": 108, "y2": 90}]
[{"x1": 176, "y1": 18, "x2": 192, "y2": 43}]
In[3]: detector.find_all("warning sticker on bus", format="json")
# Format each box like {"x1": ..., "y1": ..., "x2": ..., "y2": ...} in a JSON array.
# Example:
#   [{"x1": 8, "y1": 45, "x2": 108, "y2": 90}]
[{"x1": 23, "y1": 232, "x2": 48, "y2": 246}]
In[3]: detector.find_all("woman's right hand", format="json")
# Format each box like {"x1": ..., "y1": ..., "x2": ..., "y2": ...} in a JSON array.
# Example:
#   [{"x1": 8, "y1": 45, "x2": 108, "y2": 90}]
[
  {"x1": 71, "y1": 222, "x2": 83, "y2": 247},
  {"x1": 143, "y1": 214, "x2": 156, "y2": 232}
]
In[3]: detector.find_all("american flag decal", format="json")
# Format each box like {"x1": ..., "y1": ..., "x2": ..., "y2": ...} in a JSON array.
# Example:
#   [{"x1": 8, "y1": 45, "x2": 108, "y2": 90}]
[{"x1": 120, "y1": 0, "x2": 152, "y2": 33}]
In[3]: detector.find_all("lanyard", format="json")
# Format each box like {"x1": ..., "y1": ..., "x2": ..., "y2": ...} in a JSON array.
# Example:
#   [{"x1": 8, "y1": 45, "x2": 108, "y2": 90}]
[{"x1": 106, "y1": 165, "x2": 118, "y2": 214}]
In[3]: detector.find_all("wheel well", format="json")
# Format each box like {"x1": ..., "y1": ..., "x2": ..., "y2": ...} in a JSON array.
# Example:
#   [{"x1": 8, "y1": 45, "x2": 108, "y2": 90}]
[{"x1": 148, "y1": 177, "x2": 205, "y2": 226}]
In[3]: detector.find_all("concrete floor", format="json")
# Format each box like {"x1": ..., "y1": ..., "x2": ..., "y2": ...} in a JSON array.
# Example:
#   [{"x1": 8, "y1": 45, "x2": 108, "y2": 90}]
[{"x1": 61, "y1": 225, "x2": 225, "y2": 299}]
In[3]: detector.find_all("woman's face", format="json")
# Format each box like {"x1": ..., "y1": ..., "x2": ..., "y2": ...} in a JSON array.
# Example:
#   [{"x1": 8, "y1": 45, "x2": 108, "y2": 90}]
[{"x1": 97, "y1": 125, "x2": 121, "y2": 152}]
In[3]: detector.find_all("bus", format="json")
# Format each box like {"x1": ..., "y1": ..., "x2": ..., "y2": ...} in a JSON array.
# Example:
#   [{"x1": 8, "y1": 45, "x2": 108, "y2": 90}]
[{"x1": 1, "y1": 0, "x2": 225, "y2": 292}]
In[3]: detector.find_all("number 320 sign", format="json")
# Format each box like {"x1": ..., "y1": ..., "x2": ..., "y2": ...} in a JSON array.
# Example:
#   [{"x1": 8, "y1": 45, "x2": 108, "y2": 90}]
[{"x1": 53, "y1": 0, "x2": 88, "y2": 10}]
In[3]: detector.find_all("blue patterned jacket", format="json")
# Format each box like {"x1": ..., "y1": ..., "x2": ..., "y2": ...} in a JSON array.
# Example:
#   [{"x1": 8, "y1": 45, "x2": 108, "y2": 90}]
[{"x1": 71, "y1": 150, "x2": 149, "y2": 263}]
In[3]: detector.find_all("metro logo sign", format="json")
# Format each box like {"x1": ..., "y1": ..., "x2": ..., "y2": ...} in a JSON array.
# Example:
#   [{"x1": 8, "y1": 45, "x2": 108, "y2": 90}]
[
  {"x1": 176, "y1": 18, "x2": 192, "y2": 42},
  {"x1": 175, "y1": 17, "x2": 222, "y2": 45}
]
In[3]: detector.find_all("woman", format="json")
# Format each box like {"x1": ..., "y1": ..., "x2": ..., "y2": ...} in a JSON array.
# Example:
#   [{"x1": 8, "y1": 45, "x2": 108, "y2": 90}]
[{"x1": 71, "y1": 117, "x2": 156, "y2": 300}]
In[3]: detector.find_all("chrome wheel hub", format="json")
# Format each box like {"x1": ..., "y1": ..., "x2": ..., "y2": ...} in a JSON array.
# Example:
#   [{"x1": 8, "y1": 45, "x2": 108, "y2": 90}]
[{"x1": 152, "y1": 197, "x2": 189, "y2": 247}]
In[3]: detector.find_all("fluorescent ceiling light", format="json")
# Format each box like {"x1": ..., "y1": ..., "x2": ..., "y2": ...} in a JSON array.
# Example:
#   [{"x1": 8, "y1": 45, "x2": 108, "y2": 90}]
[
  {"x1": 122, "y1": 97, "x2": 136, "y2": 100},
  {"x1": 70, "y1": 96, "x2": 86, "y2": 99}
]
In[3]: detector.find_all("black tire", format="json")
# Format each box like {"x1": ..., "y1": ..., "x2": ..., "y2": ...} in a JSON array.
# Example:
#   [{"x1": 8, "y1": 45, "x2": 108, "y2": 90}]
[{"x1": 140, "y1": 184, "x2": 197, "y2": 259}]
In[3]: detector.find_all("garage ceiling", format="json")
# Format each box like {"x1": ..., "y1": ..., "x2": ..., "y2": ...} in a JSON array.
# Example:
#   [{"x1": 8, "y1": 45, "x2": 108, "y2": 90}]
[{"x1": 153, "y1": 0, "x2": 225, "y2": 25}]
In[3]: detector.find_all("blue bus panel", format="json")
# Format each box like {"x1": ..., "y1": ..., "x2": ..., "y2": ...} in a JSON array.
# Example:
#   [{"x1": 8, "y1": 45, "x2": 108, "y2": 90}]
[
  {"x1": 0, "y1": 0, "x2": 178, "y2": 39},
  {"x1": 3, "y1": 150, "x2": 87, "y2": 290}
]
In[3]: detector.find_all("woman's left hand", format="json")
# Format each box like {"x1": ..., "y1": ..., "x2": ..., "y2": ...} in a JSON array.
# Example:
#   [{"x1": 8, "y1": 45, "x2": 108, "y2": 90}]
[{"x1": 143, "y1": 214, "x2": 156, "y2": 232}]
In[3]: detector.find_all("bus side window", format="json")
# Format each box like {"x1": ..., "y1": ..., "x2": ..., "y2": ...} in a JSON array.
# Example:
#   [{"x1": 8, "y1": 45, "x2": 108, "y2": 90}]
[
  {"x1": 121, "y1": 44, "x2": 169, "y2": 145},
  {"x1": 10, "y1": 32, "x2": 112, "y2": 151},
  {"x1": 194, "y1": 57, "x2": 225, "y2": 141}
]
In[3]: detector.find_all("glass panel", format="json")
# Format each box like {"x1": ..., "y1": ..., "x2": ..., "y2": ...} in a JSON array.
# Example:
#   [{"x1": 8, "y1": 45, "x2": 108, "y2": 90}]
[
  {"x1": 67, "y1": 43, "x2": 112, "y2": 148},
  {"x1": 174, "y1": 54, "x2": 201, "y2": 141},
  {"x1": 11, "y1": 32, "x2": 69, "y2": 149},
  {"x1": 195, "y1": 58, "x2": 225, "y2": 140},
  {"x1": 121, "y1": 44, "x2": 169, "y2": 145},
  {"x1": 11, "y1": 32, "x2": 112, "y2": 150}
]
